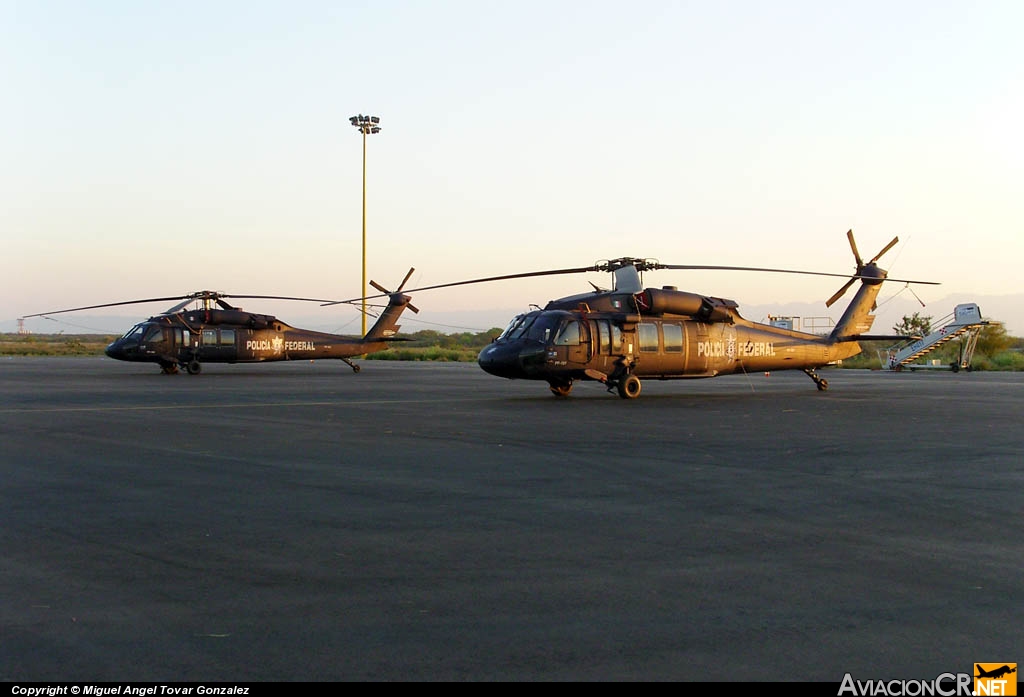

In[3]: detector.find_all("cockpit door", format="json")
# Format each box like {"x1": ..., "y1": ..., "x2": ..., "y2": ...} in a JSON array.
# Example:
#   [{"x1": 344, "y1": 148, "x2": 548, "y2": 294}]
[
  {"x1": 138, "y1": 324, "x2": 169, "y2": 357},
  {"x1": 551, "y1": 319, "x2": 590, "y2": 366}
]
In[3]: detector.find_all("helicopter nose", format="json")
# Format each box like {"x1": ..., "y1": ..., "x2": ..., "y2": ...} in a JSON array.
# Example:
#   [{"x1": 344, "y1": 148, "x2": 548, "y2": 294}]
[
  {"x1": 478, "y1": 341, "x2": 549, "y2": 378},
  {"x1": 478, "y1": 342, "x2": 526, "y2": 379},
  {"x1": 105, "y1": 341, "x2": 124, "y2": 360}
]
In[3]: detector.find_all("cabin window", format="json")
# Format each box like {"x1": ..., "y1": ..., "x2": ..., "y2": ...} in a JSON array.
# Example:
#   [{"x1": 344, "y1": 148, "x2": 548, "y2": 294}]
[
  {"x1": 597, "y1": 321, "x2": 610, "y2": 354},
  {"x1": 611, "y1": 324, "x2": 623, "y2": 353},
  {"x1": 554, "y1": 320, "x2": 581, "y2": 346},
  {"x1": 219, "y1": 329, "x2": 235, "y2": 345},
  {"x1": 598, "y1": 320, "x2": 624, "y2": 354},
  {"x1": 663, "y1": 323, "x2": 683, "y2": 353},
  {"x1": 638, "y1": 323, "x2": 659, "y2": 353},
  {"x1": 202, "y1": 329, "x2": 217, "y2": 345}
]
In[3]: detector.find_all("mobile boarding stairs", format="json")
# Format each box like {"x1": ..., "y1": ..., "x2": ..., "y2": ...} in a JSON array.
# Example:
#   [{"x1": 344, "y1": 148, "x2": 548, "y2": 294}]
[{"x1": 880, "y1": 303, "x2": 991, "y2": 372}]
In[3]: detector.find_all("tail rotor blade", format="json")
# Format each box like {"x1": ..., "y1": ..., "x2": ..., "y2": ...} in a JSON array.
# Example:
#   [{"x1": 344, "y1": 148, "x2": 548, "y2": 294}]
[
  {"x1": 870, "y1": 236, "x2": 899, "y2": 264},
  {"x1": 847, "y1": 229, "x2": 863, "y2": 267},
  {"x1": 397, "y1": 267, "x2": 415, "y2": 293},
  {"x1": 826, "y1": 278, "x2": 857, "y2": 307}
]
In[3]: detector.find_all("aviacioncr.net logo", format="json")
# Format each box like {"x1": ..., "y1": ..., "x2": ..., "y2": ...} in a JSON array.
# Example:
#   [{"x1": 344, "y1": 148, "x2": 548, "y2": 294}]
[{"x1": 838, "y1": 673, "x2": 973, "y2": 696}]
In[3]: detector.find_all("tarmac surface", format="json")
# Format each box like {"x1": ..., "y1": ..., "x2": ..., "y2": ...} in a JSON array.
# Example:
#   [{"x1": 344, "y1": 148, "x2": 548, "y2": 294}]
[{"x1": 1, "y1": 356, "x2": 1022, "y2": 682}]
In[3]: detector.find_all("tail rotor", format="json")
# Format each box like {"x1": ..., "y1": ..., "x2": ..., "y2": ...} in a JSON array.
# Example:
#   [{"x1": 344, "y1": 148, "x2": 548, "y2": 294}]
[
  {"x1": 826, "y1": 230, "x2": 898, "y2": 307},
  {"x1": 369, "y1": 267, "x2": 420, "y2": 314}
]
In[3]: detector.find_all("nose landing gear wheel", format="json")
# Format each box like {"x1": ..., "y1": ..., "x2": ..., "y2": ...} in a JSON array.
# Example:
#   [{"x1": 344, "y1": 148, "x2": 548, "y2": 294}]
[
  {"x1": 616, "y1": 375, "x2": 642, "y2": 399},
  {"x1": 548, "y1": 380, "x2": 573, "y2": 397}
]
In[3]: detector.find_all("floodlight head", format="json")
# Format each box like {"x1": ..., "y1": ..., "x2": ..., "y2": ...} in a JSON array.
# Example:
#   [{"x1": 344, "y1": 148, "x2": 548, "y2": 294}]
[{"x1": 349, "y1": 114, "x2": 380, "y2": 134}]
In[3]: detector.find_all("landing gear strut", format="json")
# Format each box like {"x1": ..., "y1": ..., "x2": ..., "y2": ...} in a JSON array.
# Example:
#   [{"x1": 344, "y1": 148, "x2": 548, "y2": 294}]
[
  {"x1": 605, "y1": 358, "x2": 641, "y2": 399},
  {"x1": 803, "y1": 368, "x2": 828, "y2": 391}
]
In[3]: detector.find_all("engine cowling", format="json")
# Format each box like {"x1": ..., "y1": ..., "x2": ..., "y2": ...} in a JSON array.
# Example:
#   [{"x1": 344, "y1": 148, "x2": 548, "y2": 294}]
[{"x1": 634, "y1": 288, "x2": 737, "y2": 322}]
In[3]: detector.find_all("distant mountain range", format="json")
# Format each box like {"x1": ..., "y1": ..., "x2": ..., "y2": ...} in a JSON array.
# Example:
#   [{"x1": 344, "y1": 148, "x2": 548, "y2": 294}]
[{"x1": 737, "y1": 292, "x2": 1022, "y2": 337}]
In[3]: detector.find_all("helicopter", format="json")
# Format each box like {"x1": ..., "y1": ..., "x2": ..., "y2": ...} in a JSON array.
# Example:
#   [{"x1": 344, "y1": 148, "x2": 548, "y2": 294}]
[
  {"x1": 331, "y1": 231, "x2": 938, "y2": 399},
  {"x1": 21, "y1": 269, "x2": 419, "y2": 375}
]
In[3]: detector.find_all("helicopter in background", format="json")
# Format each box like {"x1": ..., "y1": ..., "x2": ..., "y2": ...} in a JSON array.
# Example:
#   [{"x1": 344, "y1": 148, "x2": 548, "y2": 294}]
[
  {"x1": 337, "y1": 231, "x2": 938, "y2": 399},
  {"x1": 22, "y1": 269, "x2": 419, "y2": 375}
]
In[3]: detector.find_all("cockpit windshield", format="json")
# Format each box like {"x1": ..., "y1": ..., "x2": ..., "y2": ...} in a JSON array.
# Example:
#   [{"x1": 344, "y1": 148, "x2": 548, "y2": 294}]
[
  {"x1": 497, "y1": 313, "x2": 538, "y2": 341},
  {"x1": 496, "y1": 312, "x2": 564, "y2": 344},
  {"x1": 120, "y1": 323, "x2": 147, "y2": 340}
]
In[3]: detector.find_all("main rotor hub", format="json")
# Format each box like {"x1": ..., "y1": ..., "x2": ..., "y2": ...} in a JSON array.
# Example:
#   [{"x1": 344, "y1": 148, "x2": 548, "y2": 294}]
[{"x1": 600, "y1": 257, "x2": 660, "y2": 273}]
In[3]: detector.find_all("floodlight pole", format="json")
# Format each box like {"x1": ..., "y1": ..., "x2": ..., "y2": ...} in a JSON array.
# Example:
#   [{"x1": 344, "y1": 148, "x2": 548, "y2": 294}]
[{"x1": 350, "y1": 114, "x2": 381, "y2": 336}]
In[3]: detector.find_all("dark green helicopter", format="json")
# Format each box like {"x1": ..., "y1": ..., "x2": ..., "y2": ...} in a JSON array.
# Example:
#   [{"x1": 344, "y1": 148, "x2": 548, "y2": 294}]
[
  {"x1": 22, "y1": 269, "x2": 419, "y2": 375},
  {"x1": 331, "y1": 232, "x2": 938, "y2": 399}
]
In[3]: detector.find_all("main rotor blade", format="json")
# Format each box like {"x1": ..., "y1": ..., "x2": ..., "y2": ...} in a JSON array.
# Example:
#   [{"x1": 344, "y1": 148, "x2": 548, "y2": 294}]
[
  {"x1": 660, "y1": 263, "x2": 858, "y2": 277},
  {"x1": 224, "y1": 294, "x2": 349, "y2": 304},
  {"x1": 24, "y1": 292, "x2": 357, "y2": 319},
  {"x1": 657, "y1": 264, "x2": 854, "y2": 280},
  {"x1": 22, "y1": 295, "x2": 193, "y2": 318},
  {"x1": 655, "y1": 263, "x2": 938, "y2": 287},
  {"x1": 322, "y1": 265, "x2": 600, "y2": 306},
  {"x1": 162, "y1": 299, "x2": 195, "y2": 315},
  {"x1": 320, "y1": 259, "x2": 939, "y2": 308}
]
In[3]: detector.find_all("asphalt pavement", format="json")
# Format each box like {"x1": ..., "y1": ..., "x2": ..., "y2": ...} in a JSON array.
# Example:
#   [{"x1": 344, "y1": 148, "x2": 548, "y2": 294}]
[{"x1": 1, "y1": 357, "x2": 1021, "y2": 681}]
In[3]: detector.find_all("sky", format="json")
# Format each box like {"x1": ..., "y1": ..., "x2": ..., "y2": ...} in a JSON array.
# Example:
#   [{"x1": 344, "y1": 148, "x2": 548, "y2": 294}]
[{"x1": 3, "y1": 0, "x2": 1022, "y2": 335}]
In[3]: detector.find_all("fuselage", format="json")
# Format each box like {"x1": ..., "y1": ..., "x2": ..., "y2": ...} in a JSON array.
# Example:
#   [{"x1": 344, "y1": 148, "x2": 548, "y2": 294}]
[
  {"x1": 105, "y1": 310, "x2": 389, "y2": 366},
  {"x1": 478, "y1": 308, "x2": 860, "y2": 382}
]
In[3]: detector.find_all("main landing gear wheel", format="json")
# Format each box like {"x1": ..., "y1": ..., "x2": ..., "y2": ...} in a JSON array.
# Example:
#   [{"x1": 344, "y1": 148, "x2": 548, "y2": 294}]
[
  {"x1": 548, "y1": 380, "x2": 574, "y2": 397},
  {"x1": 159, "y1": 361, "x2": 179, "y2": 375},
  {"x1": 186, "y1": 360, "x2": 202, "y2": 375},
  {"x1": 616, "y1": 375, "x2": 642, "y2": 399}
]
